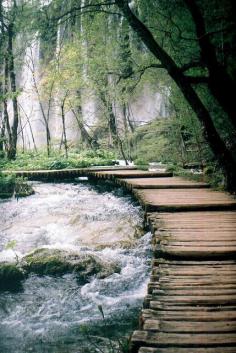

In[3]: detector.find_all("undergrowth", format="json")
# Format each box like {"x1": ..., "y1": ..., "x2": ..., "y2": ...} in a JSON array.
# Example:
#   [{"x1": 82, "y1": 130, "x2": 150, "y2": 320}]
[{"x1": 0, "y1": 149, "x2": 116, "y2": 171}]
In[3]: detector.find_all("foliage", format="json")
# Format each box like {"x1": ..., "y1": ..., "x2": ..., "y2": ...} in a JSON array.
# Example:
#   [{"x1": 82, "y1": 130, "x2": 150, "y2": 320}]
[
  {"x1": 0, "y1": 263, "x2": 25, "y2": 292},
  {"x1": 0, "y1": 173, "x2": 16, "y2": 198},
  {"x1": 132, "y1": 116, "x2": 225, "y2": 188},
  {"x1": 0, "y1": 149, "x2": 116, "y2": 171},
  {"x1": 0, "y1": 172, "x2": 34, "y2": 198}
]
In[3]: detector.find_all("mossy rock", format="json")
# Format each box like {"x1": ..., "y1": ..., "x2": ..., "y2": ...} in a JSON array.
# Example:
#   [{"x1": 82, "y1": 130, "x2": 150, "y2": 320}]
[
  {"x1": 0, "y1": 263, "x2": 25, "y2": 291},
  {"x1": 22, "y1": 249, "x2": 73, "y2": 276},
  {"x1": 15, "y1": 180, "x2": 35, "y2": 198},
  {"x1": 22, "y1": 248, "x2": 121, "y2": 283}
]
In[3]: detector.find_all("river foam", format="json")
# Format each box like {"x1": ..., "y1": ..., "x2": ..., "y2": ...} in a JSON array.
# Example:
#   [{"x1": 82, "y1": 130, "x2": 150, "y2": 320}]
[{"x1": 0, "y1": 182, "x2": 151, "y2": 353}]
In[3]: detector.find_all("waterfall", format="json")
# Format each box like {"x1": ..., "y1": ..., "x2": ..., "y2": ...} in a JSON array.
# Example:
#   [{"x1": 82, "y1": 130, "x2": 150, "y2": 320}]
[
  {"x1": 80, "y1": 0, "x2": 99, "y2": 132},
  {"x1": 18, "y1": 35, "x2": 46, "y2": 149}
]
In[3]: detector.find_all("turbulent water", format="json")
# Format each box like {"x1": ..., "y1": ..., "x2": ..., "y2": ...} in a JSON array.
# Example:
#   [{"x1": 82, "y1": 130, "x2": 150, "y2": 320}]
[{"x1": 0, "y1": 182, "x2": 151, "y2": 353}]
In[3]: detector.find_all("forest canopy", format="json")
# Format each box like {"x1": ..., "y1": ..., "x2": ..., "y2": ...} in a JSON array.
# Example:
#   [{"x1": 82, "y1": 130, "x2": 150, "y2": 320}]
[{"x1": 0, "y1": 0, "x2": 235, "y2": 190}]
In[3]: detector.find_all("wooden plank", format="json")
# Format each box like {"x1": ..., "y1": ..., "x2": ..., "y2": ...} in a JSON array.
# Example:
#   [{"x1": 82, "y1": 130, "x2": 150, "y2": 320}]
[
  {"x1": 134, "y1": 190, "x2": 236, "y2": 211},
  {"x1": 157, "y1": 241, "x2": 236, "y2": 246},
  {"x1": 148, "y1": 283, "x2": 236, "y2": 294},
  {"x1": 143, "y1": 319, "x2": 236, "y2": 333},
  {"x1": 154, "y1": 233, "x2": 236, "y2": 242},
  {"x1": 149, "y1": 301, "x2": 236, "y2": 313},
  {"x1": 155, "y1": 245, "x2": 236, "y2": 259},
  {"x1": 93, "y1": 170, "x2": 173, "y2": 179},
  {"x1": 151, "y1": 288, "x2": 236, "y2": 296},
  {"x1": 152, "y1": 266, "x2": 236, "y2": 275},
  {"x1": 118, "y1": 177, "x2": 209, "y2": 189},
  {"x1": 141, "y1": 309, "x2": 236, "y2": 322},
  {"x1": 157, "y1": 278, "x2": 236, "y2": 286},
  {"x1": 148, "y1": 211, "x2": 236, "y2": 220},
  {"x1": 138, "y1": 347, "x2": 236, "y2": 353},
  {"x1": 152, "y1": 259, "x2": 236, "y2": 266},
  {"x1": 131, "y1": 330, "x2": 236, "y2": 347},
  {"x1": 147, "y1": 294, "x2": 236, "y2": 305}
]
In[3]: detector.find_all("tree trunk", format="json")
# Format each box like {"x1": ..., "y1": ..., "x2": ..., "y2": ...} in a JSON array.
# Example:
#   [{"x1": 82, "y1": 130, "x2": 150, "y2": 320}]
[
  {"x1": 61, "y1": 99, "x2": 68, "y2": 158},
  {"x1": 115, "y1": 0, "x2": 236, "y2": 191},
  {"x1": 70, "y1": 105, "x2": 99, "y2": 148},
  {"x1": 7, "y1": 23, "x2": 19, "y2": 160},
  {"x1": 184, "y1": 0, "x2": 236, "y2": 131}
]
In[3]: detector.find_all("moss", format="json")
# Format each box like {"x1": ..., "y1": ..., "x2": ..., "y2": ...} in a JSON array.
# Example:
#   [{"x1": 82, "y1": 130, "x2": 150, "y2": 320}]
[
  {"x1": 22, "y1": 248, "x2": 121, "y2": 283},
  {"x1": 15, "y1": 178, "x2": 34, "y2": 198},
  {"x1": 23, "y1": 249, "x2": 73, "y2": 276},
  {"x1": 0, "y1": 173, "x2": 15, "y2": 198},
  {"x1": 0, "y1": 173, "x2": 34, "y2": 198},
  {"x1": 0, "y1": 263, "x2": 25, "y2": 292}
]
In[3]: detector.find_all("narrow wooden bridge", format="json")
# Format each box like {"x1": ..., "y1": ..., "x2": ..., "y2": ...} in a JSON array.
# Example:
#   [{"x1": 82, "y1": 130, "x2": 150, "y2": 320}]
[{"x1": 5, "y1": 166, "x2": 236, "y2": 352}]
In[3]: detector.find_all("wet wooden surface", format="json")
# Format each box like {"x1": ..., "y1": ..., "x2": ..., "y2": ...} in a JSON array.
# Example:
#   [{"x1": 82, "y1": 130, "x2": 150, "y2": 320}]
[
  {"x1": 133, "y1": 188, "x2": 236, "y2": 212},
  {"x1": 112, "y1": 172, "x2": 236, "y2": 352},
  {"x1": 117, "y1": 177, "x2": 209, "y2": 189}
]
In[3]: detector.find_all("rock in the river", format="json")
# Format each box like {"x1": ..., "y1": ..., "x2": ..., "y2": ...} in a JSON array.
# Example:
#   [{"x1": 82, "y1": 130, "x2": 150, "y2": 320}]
[
  {"x1": 0, "y1": 262, "x2": 25, "y2": 291},
  {"x1": 22, "y1": 248, "x2": 120, "y2": 283}
]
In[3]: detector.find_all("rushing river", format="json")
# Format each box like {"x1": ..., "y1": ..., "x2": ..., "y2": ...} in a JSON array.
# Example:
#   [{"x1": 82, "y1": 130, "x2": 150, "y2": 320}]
[{"x1": 0, "y1": 181, "x2": 151, "y2": 353}]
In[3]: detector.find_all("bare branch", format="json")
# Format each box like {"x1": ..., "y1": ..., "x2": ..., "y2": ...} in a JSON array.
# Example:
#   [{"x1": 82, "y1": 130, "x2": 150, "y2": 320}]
[
  {"x1": 51, "y1": 2, "x2": 117, "y2": 22},
  {"x1": 109, "y1": 63, "x2": 164, "y2": 83}
]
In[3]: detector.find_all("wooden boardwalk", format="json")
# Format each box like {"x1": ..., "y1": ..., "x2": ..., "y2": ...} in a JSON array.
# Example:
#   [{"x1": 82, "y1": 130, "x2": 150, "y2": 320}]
[
  {"x1": 4, "y1": 167, "x2": 236, "y2": 351},
  {"x1": 92, "y1": 169, "x2": 236, "y2": 352}
]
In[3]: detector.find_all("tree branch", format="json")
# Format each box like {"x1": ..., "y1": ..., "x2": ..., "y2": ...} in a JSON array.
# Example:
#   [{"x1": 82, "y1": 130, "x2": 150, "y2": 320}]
[
  {"x1": 110, "y1": 63, "x2": 164, "y2": 83},
  {"x1": 180, "y1": 61, "x2": 205, "y2": 72},
  {"x1": 51, "y1": 1, "x2": 117, "y2": 22}
]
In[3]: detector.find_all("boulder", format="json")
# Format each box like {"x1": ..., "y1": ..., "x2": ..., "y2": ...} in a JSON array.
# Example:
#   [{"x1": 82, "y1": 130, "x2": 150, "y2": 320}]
[
  {"x1": 0, "y1": 262, "x2": 25, "y2": 291},
  {"x1": 22, "y1": 248, "x2": 120, "y2": 284}
]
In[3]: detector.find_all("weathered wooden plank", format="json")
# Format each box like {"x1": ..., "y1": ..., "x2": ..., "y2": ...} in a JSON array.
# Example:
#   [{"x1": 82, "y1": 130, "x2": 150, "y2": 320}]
[
  {"x1": 154, "y1": 233, "x2": 236, "y2": 242},
  {"x1": 149, "y1": 302, "x2": 236, "y2": 311},
  {"x1": 148, "y1": 211, "x2": 236, "y2": 219},
  {"x1": 151, "y1": 288, "x2": 236, "y2": 296},
  {"x1": 118, "y1": 177, "x2": 209, "y2": 189},
  {"x1": 143, "y1": 319, "x2": 236, "y2": 333},
  {"x1": 138, "y1": 347, "x2": 236, "y2": 353},
  {"x1": 155, "y1": 244, "x2": 236, "y2": 259},
  {"x1": 92, "y1": 170, "x2": 172, "y2": 179},
  {"x1": 135, "y1": 190, "x2": 236, "y2": 211},
  {"x1": 131, "y1": 330, "x2": 236, "y2": 347},
  {"x1": 148, "y1": 283, "x2": 236, "y2": 294},
  {"x1": 147, "y1": 294, "x2": 236, "y2": 305},
  {"x1": 141, "y1": 308, "x2": 236, "y2": 322},
  {"x1": 152, "y1": 266, "x2": 236, "y2": 275},
  {"x1": 152, "y1": 259, "x2": 236, "y2": 266},
  {"x1": 157, "y1": 240, "x2": 236, "y2": 246}
]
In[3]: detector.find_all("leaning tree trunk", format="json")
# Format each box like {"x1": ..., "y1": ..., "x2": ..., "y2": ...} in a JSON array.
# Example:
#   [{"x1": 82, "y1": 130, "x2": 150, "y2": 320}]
[
  {"x1": 184, "y1": 0, "x2": 236, "y2": 132},
  {"x1": 115, "y1": 0, "x2": 236, "y2": 191}
]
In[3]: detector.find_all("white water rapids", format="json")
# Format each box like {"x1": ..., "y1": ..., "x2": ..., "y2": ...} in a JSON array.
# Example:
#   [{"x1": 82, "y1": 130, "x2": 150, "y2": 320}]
[{"x1": 0, "y1": 182, "x2": 151, "y2": 353}]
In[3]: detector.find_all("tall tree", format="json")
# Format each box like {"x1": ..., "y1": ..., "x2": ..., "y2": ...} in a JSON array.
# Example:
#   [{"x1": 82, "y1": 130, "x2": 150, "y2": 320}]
[{"x1": 114, "y1": 0, "x2": 236, "y2": 190}]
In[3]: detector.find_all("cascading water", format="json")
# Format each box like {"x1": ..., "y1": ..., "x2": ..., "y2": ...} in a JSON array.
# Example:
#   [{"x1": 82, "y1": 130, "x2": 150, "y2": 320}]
[
  {"x1": 0, "y1": 182, "x2": 151, "y2": 353},
  {"x1": 18, "y1": 36, "x2": 46, "y2": 149}
]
